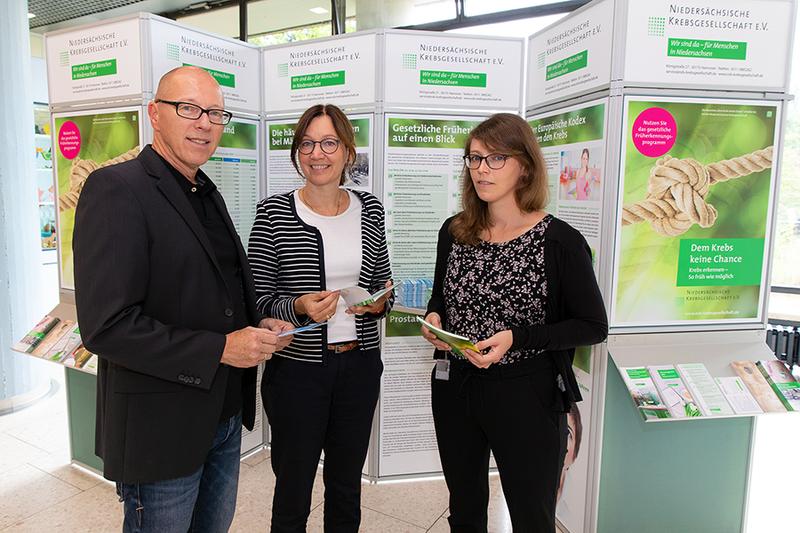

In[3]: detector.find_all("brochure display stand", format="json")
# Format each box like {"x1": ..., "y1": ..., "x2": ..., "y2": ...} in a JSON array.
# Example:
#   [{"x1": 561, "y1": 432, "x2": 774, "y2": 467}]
[
  {"x1": 262, "y1": 29, "x2": 524, "y2": 480},
  {"x1": 12, "y1": 13, "x2": 266, "y2": 472},
  {"x1": 526, "y1": 0, "x2": 795, "y2": 531}
]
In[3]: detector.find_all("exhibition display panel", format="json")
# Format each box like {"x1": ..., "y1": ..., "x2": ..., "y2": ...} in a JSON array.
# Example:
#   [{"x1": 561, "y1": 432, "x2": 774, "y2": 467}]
[
  {"x1": 262, "y1": 29, "x2": 525, "y2": 479},
  {"x1": 526, "y1": 1, "x2": 796, "y2": 531},
  {"x1": 12, "y1": 13, "x2": 266, "y2": 471},
  {"x1": 8, "y1": 1, "x2": 797, "y2": 530}
]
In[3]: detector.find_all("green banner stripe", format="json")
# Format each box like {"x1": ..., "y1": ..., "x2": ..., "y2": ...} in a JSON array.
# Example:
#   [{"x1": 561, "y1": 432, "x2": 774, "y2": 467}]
[
  {"x1": 546, "y1": 50, "x2": 587, "y2": 81},
  {"x1": 420, "y1": 70, "x2": 487, "y2": 87},
  {"x1": 291, "y1": 70, "x2": 345, "y2": 90},
  {"x1": 529, "y1": 103, "x2": 605, "y2": 148},
  {"x1": 667, "y1": 38, "x2": 747, "y2": 60},
  {"x1": 676, "y1": 238, "x2": 765, "y2": 287},
  {"x1": 71, "y1": 59, "x2": 117, "y2": 80},
  {"x1": 388, "y1": 118, "x2": 478, "y2": 149},
  {"x1": 269, "y1": 119, "x2": 369, "y2": 150}
]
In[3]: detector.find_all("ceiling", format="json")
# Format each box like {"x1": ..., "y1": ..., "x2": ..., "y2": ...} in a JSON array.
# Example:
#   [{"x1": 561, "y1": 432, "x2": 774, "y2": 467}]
[{"x1": 28, "y1": 0, "x2": 197, "y2": 33}]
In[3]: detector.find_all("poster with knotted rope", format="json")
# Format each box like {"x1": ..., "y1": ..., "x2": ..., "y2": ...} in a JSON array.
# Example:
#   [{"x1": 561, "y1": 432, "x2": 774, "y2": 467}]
[
  {"x1": 54, "y1": 109, "x2": 141, "y2": 290},
  {"x1": 612, "y1": 97, "x2": 779, "y2": 326}
]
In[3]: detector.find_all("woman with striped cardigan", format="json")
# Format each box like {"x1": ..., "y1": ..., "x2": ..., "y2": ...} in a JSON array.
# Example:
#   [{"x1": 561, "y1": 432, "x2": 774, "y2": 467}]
[{"x1": 248, "y1": 104, "x2": 393, "y2": 533}]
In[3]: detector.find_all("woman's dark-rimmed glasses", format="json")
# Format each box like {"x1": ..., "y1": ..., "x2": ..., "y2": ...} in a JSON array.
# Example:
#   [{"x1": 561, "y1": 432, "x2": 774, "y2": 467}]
[
  {"x1": 298, "y1": 138, "x2": 341, "y2": 155},
  {"x1": 463, "y1": 153, "x2": 510, "y2": 170}
]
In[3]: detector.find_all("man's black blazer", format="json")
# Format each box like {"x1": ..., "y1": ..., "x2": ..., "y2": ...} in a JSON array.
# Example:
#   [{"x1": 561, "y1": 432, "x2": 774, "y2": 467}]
[{"x1": 73, "y1": 145, "x2": 260, "y2": 484}]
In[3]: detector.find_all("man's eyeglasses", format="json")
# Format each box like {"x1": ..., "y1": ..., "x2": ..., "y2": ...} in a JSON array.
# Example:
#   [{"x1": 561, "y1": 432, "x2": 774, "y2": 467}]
[
  {"x1": 298, "y1": 138, "x2": 341, "y2": 155},
  {"x1": 155, "y1": 99, "x2": 232, "y2": 125},
  {"x1": 463, "y1": 153, "x2": 511, "y2": 170}
]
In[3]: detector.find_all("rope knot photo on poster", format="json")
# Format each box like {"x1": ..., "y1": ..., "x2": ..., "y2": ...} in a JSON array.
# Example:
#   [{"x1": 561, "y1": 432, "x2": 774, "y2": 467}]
[{"x1": 621, "y1": 145, "x2": 773, "y2": 236}]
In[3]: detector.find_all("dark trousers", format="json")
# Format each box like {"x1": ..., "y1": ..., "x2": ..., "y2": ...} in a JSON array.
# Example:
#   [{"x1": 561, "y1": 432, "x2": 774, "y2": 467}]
[
  {"x1": 263, "y1": 347, "x2": 383, "y2": 533},
  {"x1": 431, "y1": 358, "x2": 567, "y2": 533}
]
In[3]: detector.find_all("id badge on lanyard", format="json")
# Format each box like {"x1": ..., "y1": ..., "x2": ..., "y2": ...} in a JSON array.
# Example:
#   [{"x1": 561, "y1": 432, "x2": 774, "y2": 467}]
[{"x1": 435, "y1": 358, "x2": 450, "y2": 381}]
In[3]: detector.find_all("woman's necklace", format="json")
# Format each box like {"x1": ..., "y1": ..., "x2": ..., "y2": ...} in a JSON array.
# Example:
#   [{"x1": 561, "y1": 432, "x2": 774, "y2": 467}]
[{"x1": 300, "y1": 187, "x2": 342, "y2": 216}]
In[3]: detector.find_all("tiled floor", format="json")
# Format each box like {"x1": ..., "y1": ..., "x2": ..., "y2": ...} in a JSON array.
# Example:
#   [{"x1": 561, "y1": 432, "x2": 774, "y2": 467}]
[{"x1": 0, "y1": 374, "x2": 563, "y2": 532}]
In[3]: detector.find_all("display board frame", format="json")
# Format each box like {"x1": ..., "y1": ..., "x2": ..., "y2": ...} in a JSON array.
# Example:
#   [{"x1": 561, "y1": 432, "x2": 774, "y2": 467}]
[
  {"x1": 262, "y1": 29, "x2": 383, "y2": 118},
  {"x1": 609, "y1": 93, "x2": 785, "y2": 332},
  {"x1": 383, "y1": 29, "x2": 525, "y2": 115},
  {"x1": 45, "y1": 12, "x2": 263, "y2": 114},
  {"x1": 526, "y1": 0, "x2": 797, "y2": 112}
]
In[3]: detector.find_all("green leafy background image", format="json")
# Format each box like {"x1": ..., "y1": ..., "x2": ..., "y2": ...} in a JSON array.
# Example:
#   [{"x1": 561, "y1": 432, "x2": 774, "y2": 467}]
[
  {"x1": 55, "y1": 110, "x2": 140, "y2": 289},
  {"x1": 219, "y1": 121, "x2": 257, "y2": 150},
  {"x1": 614, "y1": 100, "x2": 777, "y2": 324}
]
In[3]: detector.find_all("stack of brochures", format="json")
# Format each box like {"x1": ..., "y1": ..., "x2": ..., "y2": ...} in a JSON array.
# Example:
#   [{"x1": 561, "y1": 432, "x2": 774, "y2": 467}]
[
  {"x1": 621, "y1": 359, "x2": 800, "y2": 421},
  {"x1": 12, "y1": 314, "x2": 96, "y2": 371}
]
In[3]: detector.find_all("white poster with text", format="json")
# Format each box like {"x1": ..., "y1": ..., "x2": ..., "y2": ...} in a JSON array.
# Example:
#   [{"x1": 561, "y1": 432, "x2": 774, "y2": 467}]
[
  {"x1": 379, "y1": 114, "x2": 482, "y2": 476},
  {"x1": 624, "y1": 0, "x2": 792, "y2": 90},
  {"x1": 46, "y1": 18, "x2": 143, "y2": 105},
  {"x1": 263, "y1": 33, "x2": 377, "y2": 114},
  {"x1": 384, "y1": 32, "x2": 523, "y2": 111},
  {"x1": 149, "y1": 19, "x2": 261, "y2": 112},
  {"x1": 527, "y1": 0, "x2": 614, "y2": 107},
  {"x1": 265, "y1": 114, "x2": 373, "y2": 197}
]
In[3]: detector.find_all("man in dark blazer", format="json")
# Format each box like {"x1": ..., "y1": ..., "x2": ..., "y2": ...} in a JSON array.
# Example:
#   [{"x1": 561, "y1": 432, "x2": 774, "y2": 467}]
[{"x1": 73, "y1": 66, "x2": 292, "y2": 532}]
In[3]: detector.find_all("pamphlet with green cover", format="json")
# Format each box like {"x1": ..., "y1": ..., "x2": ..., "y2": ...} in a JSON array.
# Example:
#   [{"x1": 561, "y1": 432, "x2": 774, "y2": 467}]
[
  {"x1": 416, "y1": 317, "x2": 478, "y2": 358},
  {"x1": 731, "y1": 360, "x2": 786, "y2": 413},
  {"x1": 620, "y1": 367, "x2": 671, "y2": 421},
  {"x1": 648, "y1": 365, "x2": 702, "y2": 418},
  {"x1": 757, "y1": 360, "x2": 800, "y2": 411},
  {"x1": 613, "y1": 97, "x2": 778, "y2": 326},
  {"x1": 339, "y1": 284, "x2": 394, "y2": 308}
]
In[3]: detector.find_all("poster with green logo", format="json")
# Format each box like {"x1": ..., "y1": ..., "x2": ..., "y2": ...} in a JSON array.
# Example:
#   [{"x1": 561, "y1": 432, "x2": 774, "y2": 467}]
[
  {"x1": 265, "y1": 114, "x2": 373, "y2": 196},
  {"x1": 54, "y1": 108, "x2": 141, "y2": 290},
  {"x1": 201, "y1": 119, "x2": 260, "y2": 245},
  {"x1": 612, "y1": 97, "x2": 779, "y2": 326},
  {"x1": 379, "y1": 114, "x2": 482, "y2": 477}
]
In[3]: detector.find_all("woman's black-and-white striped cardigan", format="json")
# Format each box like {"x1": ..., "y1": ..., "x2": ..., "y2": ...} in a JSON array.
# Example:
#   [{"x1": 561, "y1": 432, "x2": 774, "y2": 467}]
[{"x1": 247, "y1": 189, "x2": 393, "y2": 362}]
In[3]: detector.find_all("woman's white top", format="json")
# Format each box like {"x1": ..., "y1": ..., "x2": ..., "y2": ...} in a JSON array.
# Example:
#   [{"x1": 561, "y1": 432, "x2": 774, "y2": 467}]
[{"x1": 294, "y1": 189, "x2": 362, "y2": 343}]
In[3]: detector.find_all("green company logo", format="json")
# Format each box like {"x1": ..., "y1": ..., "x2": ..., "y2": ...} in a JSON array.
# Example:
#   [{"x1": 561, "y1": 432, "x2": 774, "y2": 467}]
[
  {"x1": 71, "y1": 59, "x2": 117, "y2": 80},
  {"x1": 648, "y1": 16, "x2": 666, "y2": 37},
  {"x1": 277, "y1": 63, "x2": 289, "y2": 78},
  {"x1": 59, "y1": 51, "x2": 69, "y2": 67},
  {"x1": 420, "y1": 70, "x2": 487, "y2": 87},
  {"x1": 291, "y1": 70, "x2": 345, "y2": 90},
  {"x1": 667, "y1": 38, "x2": 747, "y2": 60},
  {"x1": 166, "y1": 43, "x2": 180, "y2": 61},
  {"x1": 402, "y1": 53, "x2": 417, "y2": 69},
  {"x1": 183, "y1": 64, "x2": 236, "y2": 87},
  {"x1": 546, "y1": 50, "x2": 588, "y2": 81}
]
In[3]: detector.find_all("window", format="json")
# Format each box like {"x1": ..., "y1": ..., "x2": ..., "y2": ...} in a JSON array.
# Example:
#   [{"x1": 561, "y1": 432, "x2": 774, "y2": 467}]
[
  {"x1": 249, "y1": 18, "x2": 356, "y2": 46},
  {"x1": 464, "y1": 0, "x2": 573, "y2": 17},
  {"x1": 769, "y1": 6, "x2": 800, "y2": 320}
]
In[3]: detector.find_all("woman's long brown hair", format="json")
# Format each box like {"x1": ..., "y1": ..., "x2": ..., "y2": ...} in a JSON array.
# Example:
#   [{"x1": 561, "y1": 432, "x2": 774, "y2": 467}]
[{"x1": 450, "y1": 113, "x2": 549, "y2": 245}]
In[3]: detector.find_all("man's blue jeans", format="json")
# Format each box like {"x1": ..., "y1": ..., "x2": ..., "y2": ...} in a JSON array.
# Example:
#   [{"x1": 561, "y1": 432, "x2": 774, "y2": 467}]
[{"x1": 116, "y1": 412, "x2": 242, "y2": 533}]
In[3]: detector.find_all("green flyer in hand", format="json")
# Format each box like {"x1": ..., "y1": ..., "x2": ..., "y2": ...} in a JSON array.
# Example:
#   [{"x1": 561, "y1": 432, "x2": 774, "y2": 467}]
[{"x1": 416, "y1": 317, "x2": 478, "y2": 357}]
